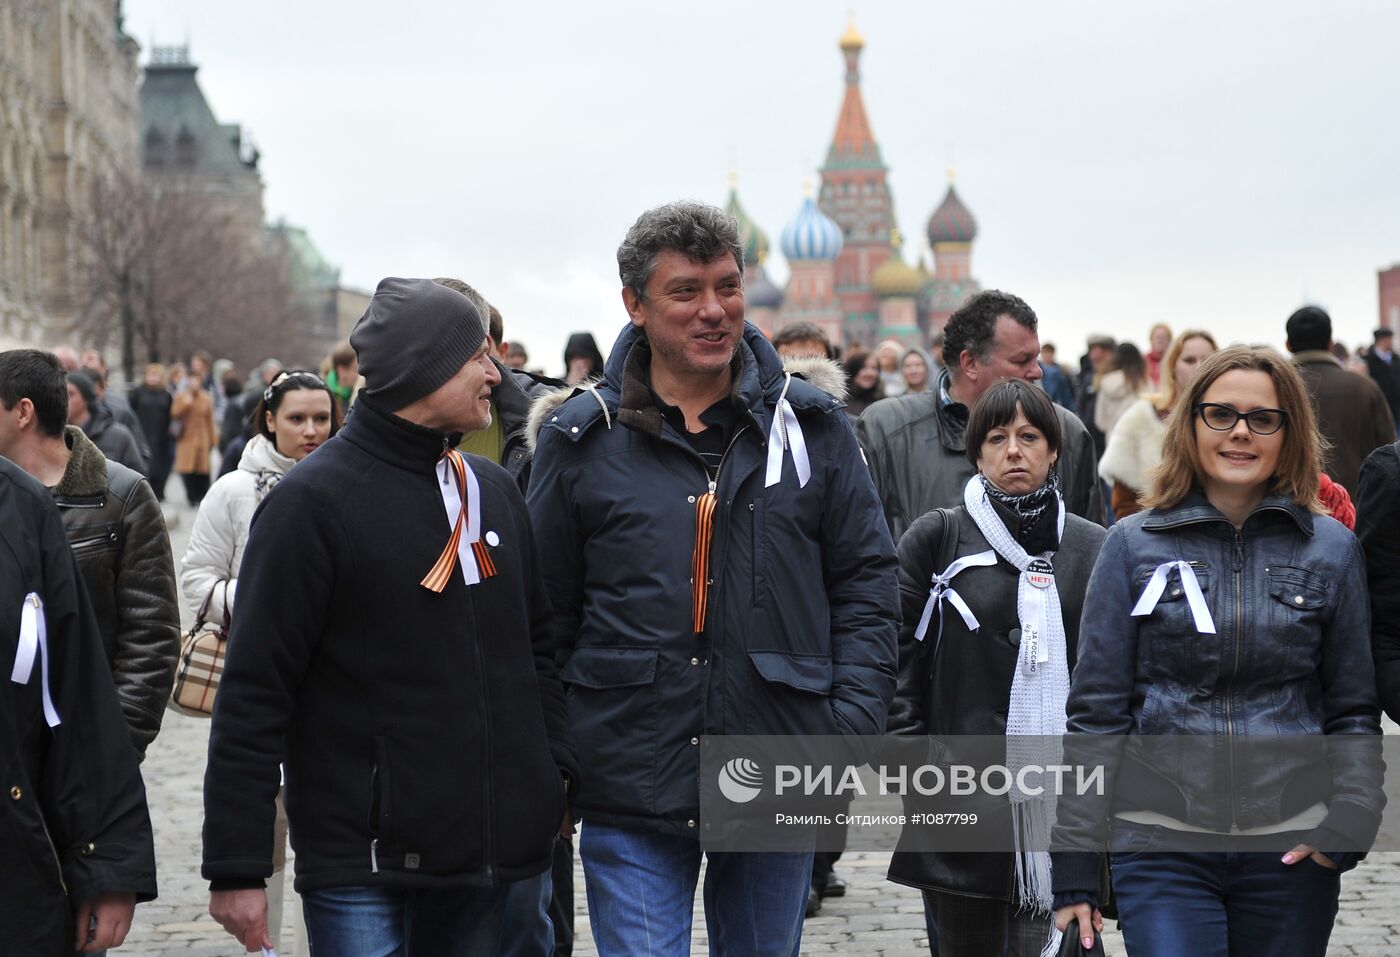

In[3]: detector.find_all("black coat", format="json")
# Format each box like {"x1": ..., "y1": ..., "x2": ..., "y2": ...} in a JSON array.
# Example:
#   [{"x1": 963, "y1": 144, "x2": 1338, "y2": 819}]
[
  {"x1": 527, "y1": 323, "x2": 898, "y2": 836},
  {"x1": 885, "y1": 501, "x2": 1106, "y2": 899},
  {"x1": 202, "y1": 397, "x2": 579, "y2": 893},
  {"x1": 1365, "y1": 349, "x2": 1400, "y2": 422},
  {"x1": 1358, "y1": 441, "x2": 1400, "y2": 723},
  {"x1": 0, "y1": 458, "x2": 157, "y2": 955},
  {"x1": 127, "y1": 385, "x2": 172, "y2": 464}
]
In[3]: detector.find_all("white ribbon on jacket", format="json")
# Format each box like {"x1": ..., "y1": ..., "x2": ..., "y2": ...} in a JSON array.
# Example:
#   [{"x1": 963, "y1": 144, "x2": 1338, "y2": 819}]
[
  {"x1": 963, "y1": 475, "x2": 1067, "y2": 919},
  {"x1": 913, "y1": 549, "x2": 998, "y2": 649},
  {"x1": 765, "y1": 373, "x2": 811, "y2": 489},
  {"x1": 436, "y1": 453, "x2": 486, "y2": 586},
  {"x1": 12, "y1": 593, "x2": 60, "y2": 727},
  {"x1": 1130, "y1": 560, "x2": 1216, "y2": 634}
]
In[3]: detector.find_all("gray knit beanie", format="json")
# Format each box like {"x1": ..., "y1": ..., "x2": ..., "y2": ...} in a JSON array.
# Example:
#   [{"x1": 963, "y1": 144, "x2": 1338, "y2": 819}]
[
  {"x1": 66, "y1": 370, "x2": 99, "y2": 410},
  {"x1": 351, "y1": 277, "x2": 484, "y2": 410}
]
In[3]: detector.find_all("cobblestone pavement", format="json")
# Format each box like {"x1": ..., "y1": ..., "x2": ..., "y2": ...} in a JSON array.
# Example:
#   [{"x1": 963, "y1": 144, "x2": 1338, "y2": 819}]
[{"x1": 120, "y1": 493, "x2": 1400, "y2": 956}]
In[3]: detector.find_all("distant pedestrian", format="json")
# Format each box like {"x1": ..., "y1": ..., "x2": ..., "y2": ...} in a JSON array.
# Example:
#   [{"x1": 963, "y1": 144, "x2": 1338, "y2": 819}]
[
  {"x1": 66, "y1": 370, "x2": 147, "y2": 475},
  {"x1": 1286, "y1": 306, "x2": 1395, "y2": 495},
  {"x1": 563, "y1": 332, "x2": 605, "y2": 385},
  {"x1": 171, "y1": 368, "x2": 217, "y2": 504},
  {"x1": 1098, "y1": 330, "x2": 1218, "y2": 519},
  {"x1": 323, "y1": 339, "x2": 359, "y2": 416},
  {"x1": 1037, "y1": 342, "x2": 1076, "y2": 412},
  {"x1": 1358, "y1": 440, "x2": 1400, "y2": 723},
  {"x1": 900, "y1": 346, "x2": 934, "y2": 394},
  {"x1": 1144, "y1": 322, "x2": 1172, "y2": 389},
  {"x1": 129, "y1": 363, "x2": 174, "y2": 500},
  {"x1": 843, "y1": 349, "x2": 885, "y2": 418},
  {"x1": 1364, "y1": 327, "x2": 1400, "y2": 430},
  {"x1": 1092, "y1": 342, "x2": 1149, "y2": 438}
]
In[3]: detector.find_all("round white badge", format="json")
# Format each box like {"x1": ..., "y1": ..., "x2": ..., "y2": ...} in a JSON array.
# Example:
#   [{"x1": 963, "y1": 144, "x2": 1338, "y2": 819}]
[
  {"x1": 485, "y1": 530, "x2": 500, "y2": 547},
  {"x1": 1026, "y1": 558, "x2": 1054, "y2": 589}
]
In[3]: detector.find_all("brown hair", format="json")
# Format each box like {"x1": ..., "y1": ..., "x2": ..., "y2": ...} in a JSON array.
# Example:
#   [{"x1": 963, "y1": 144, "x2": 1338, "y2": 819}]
[
  {"x1": 1143, "y1": 346, "x2": 1324, "y2": 512},
  {"x1": 1152, "y1": 329, "x2": 1219, "y2": 412},
  {"x1": 965, "y1": 378, "x2": 1063, "y2": 468}
]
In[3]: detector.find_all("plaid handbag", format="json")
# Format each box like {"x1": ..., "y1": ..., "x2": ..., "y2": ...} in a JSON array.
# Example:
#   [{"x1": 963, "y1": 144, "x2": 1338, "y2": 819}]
[{"x1": 170, "y1": 583, "x2": 230, "y2": 717}]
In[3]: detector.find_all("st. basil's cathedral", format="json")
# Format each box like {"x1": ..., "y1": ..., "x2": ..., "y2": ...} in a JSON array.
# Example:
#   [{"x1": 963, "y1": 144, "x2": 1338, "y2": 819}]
[{"x1": 731, "y1": 20, "x2": 981, "y2": 351}]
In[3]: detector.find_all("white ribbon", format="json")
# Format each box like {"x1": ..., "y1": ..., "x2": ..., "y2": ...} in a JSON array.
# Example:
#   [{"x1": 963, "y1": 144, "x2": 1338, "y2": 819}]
[
  {"x1": 913, "y1": 550, "x2": 998, "y2": 648},
  {"x1": 12, "y1": 593, "x2": 60, "y2": 727},
  {"x1": 1131, "y1": 560, "x2": 1216, "y2": 634},
  {"x1": 436, "y1": 454, "x2": 485, "y2": 586},
  {"x1": 765, "y1": 374, "x2": 811, "y2": 489}
]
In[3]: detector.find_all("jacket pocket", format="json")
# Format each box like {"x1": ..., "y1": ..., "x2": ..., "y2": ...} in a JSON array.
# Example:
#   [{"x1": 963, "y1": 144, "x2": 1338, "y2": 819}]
[
  {"x1": 747, "y1": 650, "x2": 832, "y2": 695},
  {"x1": 745, "y1": 650, "x2": 840, "y2": 735},
  {"x1": 1135, "y1": 564, "x2": 1211, "y2": 676},
  {"x1": 560, "y1": 647, "x2": 658, "y2": 689},
  {"x1": 1265, "y1": 564, "x2": 1329, "y2": 673}
]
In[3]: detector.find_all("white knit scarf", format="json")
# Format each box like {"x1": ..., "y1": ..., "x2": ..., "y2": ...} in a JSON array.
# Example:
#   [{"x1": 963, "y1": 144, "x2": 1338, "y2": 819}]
[{"x1": 962, "y1": 474, "x2": 1067, "y2": 919}]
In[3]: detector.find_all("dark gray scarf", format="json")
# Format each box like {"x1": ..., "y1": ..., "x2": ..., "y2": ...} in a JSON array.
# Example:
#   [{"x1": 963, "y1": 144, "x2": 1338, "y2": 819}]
[{"x1": 979, "y1": 471, "x2": 1062, "y2": 555}]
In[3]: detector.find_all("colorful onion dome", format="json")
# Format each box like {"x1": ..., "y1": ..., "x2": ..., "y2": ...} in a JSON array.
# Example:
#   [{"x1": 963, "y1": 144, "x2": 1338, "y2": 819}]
[
  {"x1": 926, "y1": 181, "x2": 978, "y2": 245},
  {"x1": 726, "y1": 186, "x2": 770, "y2": 268},
  {"x1": 871, "y1": 231, "x2": 923, "y2": 298},
  {"x1": 746, "y1": 264, "x2": 783, "y2": 309},
  {"x1": 780, "y1": 196, "x2": 844, "y2": 262}
]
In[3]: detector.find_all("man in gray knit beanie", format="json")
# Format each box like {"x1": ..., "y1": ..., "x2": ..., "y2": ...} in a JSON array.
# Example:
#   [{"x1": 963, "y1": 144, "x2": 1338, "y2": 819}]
[
  {"x1": 350, "y1": 277, "x2": 487, "y2": 411},
  {"x1": 204, "y1": 272, "x2": 578, "y2": 953}
]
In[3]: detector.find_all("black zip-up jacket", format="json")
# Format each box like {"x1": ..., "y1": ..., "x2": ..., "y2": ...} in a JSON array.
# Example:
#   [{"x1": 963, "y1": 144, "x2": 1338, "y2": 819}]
[
  {"x1": 0, "y1": 458, "x2": 157, "y2": 955},
  {"x1": 1053, "y1": 491, "x2": 1384, "y2": 896},
  {"x1": 1358, "y1": 441, "x2": 1400, "y2": 723},
  {"x1": 202, "y1": 397, "x2": 578, "y2": 892},
  {"x1": 527, "y1": 323, "x2": 898, "y2": 836},
  {"x1": 52, "y1": 427, "x2": 180, "y2": 758}
]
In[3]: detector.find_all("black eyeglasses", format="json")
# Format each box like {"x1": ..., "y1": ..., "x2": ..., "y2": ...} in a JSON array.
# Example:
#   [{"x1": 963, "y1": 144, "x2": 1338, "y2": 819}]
[{"x1": 1194, "y1": 402, "x2": 1287, "y2": 435}]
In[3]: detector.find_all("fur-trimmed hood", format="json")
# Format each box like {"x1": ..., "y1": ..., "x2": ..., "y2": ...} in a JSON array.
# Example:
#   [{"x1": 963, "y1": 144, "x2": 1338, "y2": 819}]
[
  {"x1": 54, "y1": 425, "x2": 109, "y2": 498},
  {"x1": 525, "y1": 349, "x2": 847, "y2": 454}
]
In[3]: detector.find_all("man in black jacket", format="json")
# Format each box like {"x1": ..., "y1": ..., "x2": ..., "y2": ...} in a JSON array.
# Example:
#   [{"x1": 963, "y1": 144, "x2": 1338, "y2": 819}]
[
  {"x1": 527, "y1": 202, "x2": 898, "y2": 956},
  {"x1": 0, "y1": 350, "x2": 180, "y2": 759},
  {"x1": 204, "y1": 277, "x2": 578, "y2": 955},
  {"x1": 1358, "y1": 440, "x2": 1400, "y2": 723},
  {"x1": 1365, "y1": 327, "x2": 1400, "y2": 429},
  {"x1": 0, "y1": 455, "x2": 158, "y2": 955}
]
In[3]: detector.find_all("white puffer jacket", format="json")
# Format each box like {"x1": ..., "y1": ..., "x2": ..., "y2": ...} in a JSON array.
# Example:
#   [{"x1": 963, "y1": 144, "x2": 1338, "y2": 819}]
[
  {"x1": 1097, "y1": 396, "x2": 1167, "y2": 493},
  {"x1": 180, "y1": 434, "x2": 297, "y2": 622}
]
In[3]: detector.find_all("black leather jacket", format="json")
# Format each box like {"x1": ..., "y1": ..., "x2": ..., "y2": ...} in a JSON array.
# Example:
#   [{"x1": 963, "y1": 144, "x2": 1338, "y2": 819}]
[
  {"x1": 886, "y1": 501, "x2": 1106, "y2": 899},
  {"x1": 52, "y1": 427, "x2": 180, "y2": 758},
  {"x1": 1053, "y1": 490, "x2": 1384, "y2": 894},
  {"x1": 856, "y1": 371, "x2": 1104, "y2": 540}
]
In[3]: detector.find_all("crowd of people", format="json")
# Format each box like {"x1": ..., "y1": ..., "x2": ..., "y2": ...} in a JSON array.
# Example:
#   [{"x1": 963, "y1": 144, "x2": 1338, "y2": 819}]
[{"x1": 2, "y1": 198, "x2": 1400, "y2": 957}]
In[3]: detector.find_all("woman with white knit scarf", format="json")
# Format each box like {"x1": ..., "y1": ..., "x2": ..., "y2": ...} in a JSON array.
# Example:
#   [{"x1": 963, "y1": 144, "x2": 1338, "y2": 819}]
[{"x1": 886, "y1": 379, "x2": 1108, "y2": 957}]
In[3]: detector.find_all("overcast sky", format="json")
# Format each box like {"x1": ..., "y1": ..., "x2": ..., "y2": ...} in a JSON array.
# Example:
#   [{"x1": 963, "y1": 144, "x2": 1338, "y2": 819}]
[{"x1": 124, "y1": 0, "x2": 1400, "y2": 375}]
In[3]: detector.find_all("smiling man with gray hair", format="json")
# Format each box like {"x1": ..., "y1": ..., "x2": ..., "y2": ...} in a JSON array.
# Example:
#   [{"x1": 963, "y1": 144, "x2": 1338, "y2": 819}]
[{"x1": 526, "y1": 201, "x2": 898, "y2": 956}]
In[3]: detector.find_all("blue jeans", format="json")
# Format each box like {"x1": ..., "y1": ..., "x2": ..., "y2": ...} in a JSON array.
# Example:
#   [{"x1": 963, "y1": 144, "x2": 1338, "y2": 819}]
[
  {"x1": 302, "y1": 884, "x2": 508, "y2": 957},
  {"x1": 1108, "y1": 822, "x2": 1342, "y2": 957},
  {"x1": 501, "y1": 870, "x2": 554, "y2": 957},
  {"x1": 579, "y1": 822, "x2": 812, "y2": 957}
]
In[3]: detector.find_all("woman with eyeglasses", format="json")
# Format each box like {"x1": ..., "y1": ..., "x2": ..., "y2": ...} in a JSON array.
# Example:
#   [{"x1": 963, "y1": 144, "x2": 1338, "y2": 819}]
[
  {"x1": 180, "y1": 369, "x2": 341, "y2": 952},
  {"x1": 1052, "y1": 347, "x2": 1382, "y2": 956}
]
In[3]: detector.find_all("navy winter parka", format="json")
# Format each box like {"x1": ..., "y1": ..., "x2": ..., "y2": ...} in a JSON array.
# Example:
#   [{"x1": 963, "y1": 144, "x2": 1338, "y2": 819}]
[{"x1": 527, "y1": 322, "x2": 899, "y2": 836}]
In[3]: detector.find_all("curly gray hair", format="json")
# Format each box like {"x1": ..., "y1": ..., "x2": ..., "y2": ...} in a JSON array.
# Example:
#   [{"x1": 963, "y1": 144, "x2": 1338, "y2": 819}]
[{"x1": 617, "y1": 201, "x2": 745, "y2": 301}]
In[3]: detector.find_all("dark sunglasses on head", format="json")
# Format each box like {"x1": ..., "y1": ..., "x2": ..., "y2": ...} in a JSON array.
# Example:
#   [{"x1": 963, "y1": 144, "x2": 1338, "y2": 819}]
[
  {"x1": 1194, "y1": 402, "x2": 1287, "y2": 435},
  {"x1": 264, "y1": 370, "x2": 325, "y2": 403}
]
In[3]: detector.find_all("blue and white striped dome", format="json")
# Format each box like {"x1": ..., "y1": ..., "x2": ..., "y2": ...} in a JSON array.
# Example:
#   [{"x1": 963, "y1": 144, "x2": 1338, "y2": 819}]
[{"x1": 780, "y1": 197, "x2": 844, "y2": 262}]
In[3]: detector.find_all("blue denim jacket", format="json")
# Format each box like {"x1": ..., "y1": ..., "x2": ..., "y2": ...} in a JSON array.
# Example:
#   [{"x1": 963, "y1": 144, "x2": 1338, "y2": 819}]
[{"x1": 1059, "y1": 490, "x2": 1383, "y2": 865}]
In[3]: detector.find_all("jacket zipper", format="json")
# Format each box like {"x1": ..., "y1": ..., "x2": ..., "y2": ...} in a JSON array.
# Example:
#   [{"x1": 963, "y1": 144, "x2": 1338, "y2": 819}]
[
  {"x1": 38, "y1": 807, "x2": 68, "y2": 894},
  {"x1": 1226, "y1": 527, "x2": 1244, "y2": 829}
]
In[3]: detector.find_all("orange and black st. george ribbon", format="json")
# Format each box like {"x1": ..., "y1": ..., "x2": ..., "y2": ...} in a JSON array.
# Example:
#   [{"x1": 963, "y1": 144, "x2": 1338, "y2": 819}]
[
  {"x1": 422, "y1": 449, "x2": 496, "y2": 592},
  {"x1": 691, "y1": 488, "x2": 717, "y2": 632}
]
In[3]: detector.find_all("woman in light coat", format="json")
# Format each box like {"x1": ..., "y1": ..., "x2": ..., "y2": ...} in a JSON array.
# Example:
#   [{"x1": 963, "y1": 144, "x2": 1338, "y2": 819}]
[{"x1": 181, "y1": 370, "x2": 339, "y2": 953}]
